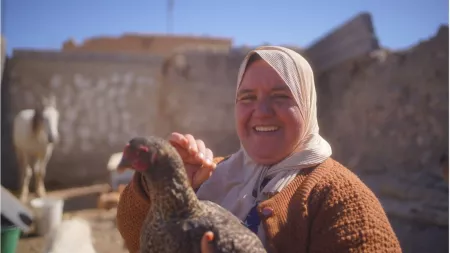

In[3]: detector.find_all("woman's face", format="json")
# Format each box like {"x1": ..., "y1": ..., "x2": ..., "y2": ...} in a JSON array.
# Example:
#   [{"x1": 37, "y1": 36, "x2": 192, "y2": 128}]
[{"x1": 235, "y1": 58, "x2": 303, "y2": 165}]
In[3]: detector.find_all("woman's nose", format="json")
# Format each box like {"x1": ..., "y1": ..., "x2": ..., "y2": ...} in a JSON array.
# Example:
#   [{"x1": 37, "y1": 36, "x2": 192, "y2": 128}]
[{"x1": 254, "y1": 98, "x2": 274, "y2": 117}]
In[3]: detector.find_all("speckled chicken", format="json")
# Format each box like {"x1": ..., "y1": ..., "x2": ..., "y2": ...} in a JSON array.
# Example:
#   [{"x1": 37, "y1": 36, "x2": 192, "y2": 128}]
[{"x1": 118, "y1": 136, "x2": 267, "y2": 253}]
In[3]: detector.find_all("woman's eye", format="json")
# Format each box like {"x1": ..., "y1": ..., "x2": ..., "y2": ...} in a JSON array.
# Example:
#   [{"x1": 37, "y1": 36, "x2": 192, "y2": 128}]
[
  {"x1": 238, "y1": 95, "x2": 256, "y2": 101},
  {"x1": 273, "y1": 94, "x2": 290, "y2": 99}
]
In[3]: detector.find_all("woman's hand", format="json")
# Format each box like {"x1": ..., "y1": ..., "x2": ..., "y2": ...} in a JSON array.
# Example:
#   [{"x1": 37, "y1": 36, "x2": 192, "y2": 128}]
[{"x1": 168, "y1": 132, "x2": 216, "y2": 189}]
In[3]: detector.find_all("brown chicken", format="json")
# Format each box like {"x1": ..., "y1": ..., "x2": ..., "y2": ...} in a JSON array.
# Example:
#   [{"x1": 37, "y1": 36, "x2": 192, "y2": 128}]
[{"x1": 118, "y1": 136, "x2": 266, "y2": 253}]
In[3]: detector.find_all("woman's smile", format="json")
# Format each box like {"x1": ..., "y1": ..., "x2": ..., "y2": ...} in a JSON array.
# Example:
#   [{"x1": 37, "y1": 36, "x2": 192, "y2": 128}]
[
  {"x1": 251, "y1": 125, "x2": 282, "y2": 138},
  {"x1": 253, "y1": 125, "x2": 279, "y2": 132}
]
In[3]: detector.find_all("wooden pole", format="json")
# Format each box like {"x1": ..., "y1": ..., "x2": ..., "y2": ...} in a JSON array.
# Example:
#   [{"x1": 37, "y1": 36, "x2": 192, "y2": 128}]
[{"x1": 167, "y1": 0, "x2": 174, "y2": 33}]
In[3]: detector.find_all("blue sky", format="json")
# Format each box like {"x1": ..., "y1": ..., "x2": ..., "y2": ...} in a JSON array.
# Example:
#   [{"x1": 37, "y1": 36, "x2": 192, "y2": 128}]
[{"x1": 2, "y1": 0, "x2": 448, "y2": 56}]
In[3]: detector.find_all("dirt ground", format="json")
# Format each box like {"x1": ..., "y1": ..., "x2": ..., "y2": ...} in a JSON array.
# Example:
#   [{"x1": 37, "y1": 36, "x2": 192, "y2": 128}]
[{"x1": 15, "y1": 184, "x2": 129, "y2": 253}]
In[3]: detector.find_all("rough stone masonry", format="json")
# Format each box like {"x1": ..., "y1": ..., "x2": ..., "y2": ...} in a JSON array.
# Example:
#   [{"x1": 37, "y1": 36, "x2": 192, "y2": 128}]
[{"x1": 315, "y1": 25, "x2": 449, "y2": 253}]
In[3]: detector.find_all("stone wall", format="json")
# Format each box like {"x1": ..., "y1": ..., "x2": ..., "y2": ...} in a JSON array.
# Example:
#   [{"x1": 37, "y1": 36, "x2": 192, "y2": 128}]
[
  {"x1": 156, "y1": 51, "x2": 245, "y2": 154},
  {"x1": 1, "y1": 51, "x2": 164, "y2": 189},
  {"x1": 0, "y1": 50, "x2": 247, "y2": 190},
  {"x1": 305, "y1": 12, "x2": 379, "y2": 72},
  {"x1": 315, "y1": 25, "x2": 449, "y2": 253}
]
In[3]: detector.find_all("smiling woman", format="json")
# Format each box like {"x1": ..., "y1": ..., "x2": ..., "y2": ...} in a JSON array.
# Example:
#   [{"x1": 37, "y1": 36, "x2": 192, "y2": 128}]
[
  {"x1": 116, "y1": 46, "x2": 403, "y2": 253},
  {"x1": 235, "y1": 53, "x2": 305, "y2": 165}
]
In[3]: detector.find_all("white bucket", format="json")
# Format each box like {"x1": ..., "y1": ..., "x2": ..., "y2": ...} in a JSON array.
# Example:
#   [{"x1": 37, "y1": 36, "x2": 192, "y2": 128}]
[{"x1": 30, "y1": 197, "x2": 64, "y2": 236}]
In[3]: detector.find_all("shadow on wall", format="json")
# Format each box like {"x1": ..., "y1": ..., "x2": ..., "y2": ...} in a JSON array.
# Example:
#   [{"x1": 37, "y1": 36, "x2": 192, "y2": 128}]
[{"x1": 1, "y1": 58, "x2": 21, "y2": 190}]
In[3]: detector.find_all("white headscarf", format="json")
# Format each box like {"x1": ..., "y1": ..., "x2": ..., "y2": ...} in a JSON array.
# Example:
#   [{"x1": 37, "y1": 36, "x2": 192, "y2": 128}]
[{"x1": 196, "y1": 46, "x2": 332, "y2": 244}]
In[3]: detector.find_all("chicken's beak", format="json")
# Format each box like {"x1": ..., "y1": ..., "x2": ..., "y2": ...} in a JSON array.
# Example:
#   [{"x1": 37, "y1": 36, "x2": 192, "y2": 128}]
[{"x1": 117, "y1": 155, "x2": 131, "y2": 174}]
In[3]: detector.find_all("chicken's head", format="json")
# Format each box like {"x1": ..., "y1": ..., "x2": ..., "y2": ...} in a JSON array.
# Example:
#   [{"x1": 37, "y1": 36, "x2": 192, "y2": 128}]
[
  {"x1": 118, "y1": 136, "x2": 181, "y2": 176},
  {"x1": 118, "y1": 137, "x2": 155, "y2": 173},
  {"x1": 119, "y1": 136, "x2": 188, "y2": 189}
]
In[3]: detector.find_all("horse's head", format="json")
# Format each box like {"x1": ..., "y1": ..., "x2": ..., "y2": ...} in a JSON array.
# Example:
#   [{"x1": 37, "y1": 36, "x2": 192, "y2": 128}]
[{"x1": 38, "y1": 95, "x2": 60, "y2": 144}]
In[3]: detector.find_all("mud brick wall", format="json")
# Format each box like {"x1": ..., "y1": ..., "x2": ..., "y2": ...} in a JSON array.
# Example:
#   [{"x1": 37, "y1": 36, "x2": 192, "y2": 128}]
[{"x1": 62, "y1": 34, "x2": 233, "y2": 57}]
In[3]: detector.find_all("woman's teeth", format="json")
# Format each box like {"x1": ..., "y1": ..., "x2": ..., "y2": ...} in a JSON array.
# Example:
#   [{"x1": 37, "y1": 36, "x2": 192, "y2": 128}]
[{"x1": 254, "y1": 126, "x2": 279, "y2": 132}]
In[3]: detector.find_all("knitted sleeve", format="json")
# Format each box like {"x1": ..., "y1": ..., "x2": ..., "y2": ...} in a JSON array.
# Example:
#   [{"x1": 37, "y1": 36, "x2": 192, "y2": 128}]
[
  {"x1": 116, "y1": 172, "x2": 150, "y2": 253},
  {"x1": 308, "y1": 169, "x2": 402, "y2": 253},
  {"x1": 116, "y1": 156, "x2": 228, "y2": 253}
]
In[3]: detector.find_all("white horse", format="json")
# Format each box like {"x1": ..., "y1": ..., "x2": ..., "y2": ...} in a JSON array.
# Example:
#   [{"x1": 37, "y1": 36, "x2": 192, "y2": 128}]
[{"x1": 13, "y1": 95, "x2": 60, "y2": 203}]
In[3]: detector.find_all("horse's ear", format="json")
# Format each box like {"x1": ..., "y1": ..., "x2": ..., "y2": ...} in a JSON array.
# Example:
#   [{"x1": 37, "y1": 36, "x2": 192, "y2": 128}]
[{"x1": 42, "y1": 94, "x2": 56, "y2": 107}]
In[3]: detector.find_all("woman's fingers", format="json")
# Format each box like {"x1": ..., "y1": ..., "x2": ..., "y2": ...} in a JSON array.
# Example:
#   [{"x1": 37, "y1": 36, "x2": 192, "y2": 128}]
[
  {"x1": 168, "y1": 132, "x2": 210, "y2": 165},
  {"x1": 169, "y1": 133, "x2": 202, "y2": 165},
  {"x1": 168, "y1": 132, "x2": 189, "y2": 148},
  {"x1": 195, "y1": 139, "x2": 206, "y2": 161},
  {"x1": 168, "y1": 133, "x2": 190, "y2": 159},
  {"x1": 204, "y1": 148, "x2": 214, "y2": 165},
  {"x1": 200, "y1": 231, "x2": 214, "y2": 253},
  {"x1": 185, "y1": 134, "x2": 198, "y2": 155},
  {"x1": 167, "y1": 132, "x2": 216, "y2": 188},
  {"x1": 192, "y1": 149, "x2": 216, "y2": 189}
]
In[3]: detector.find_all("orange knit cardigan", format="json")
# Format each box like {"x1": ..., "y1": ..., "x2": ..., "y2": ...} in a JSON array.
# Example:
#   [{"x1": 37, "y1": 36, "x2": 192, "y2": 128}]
[{"x1": 116, "y1": 157, "x2": 402, "y2": 253}]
